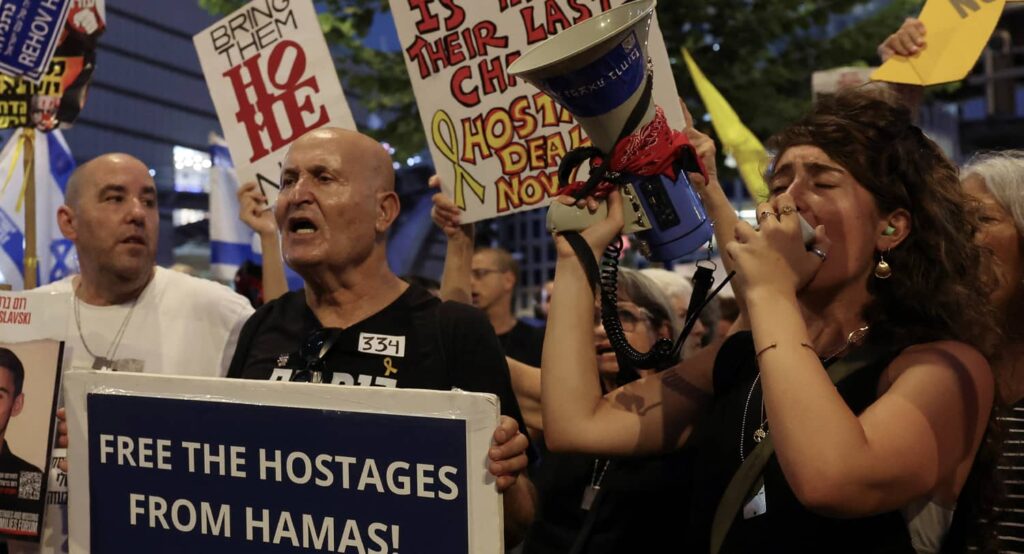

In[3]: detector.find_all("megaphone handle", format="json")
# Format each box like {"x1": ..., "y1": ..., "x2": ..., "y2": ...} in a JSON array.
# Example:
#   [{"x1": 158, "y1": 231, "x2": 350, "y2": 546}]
[{"x1": 559, "y1": 147, "x2": 610, "y2": 200}]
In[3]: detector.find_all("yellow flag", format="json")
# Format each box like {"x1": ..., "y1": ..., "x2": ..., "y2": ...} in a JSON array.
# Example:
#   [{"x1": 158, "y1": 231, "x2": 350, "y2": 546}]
[
  {"x1": 682, "y1": 49, "x2": 769, "y2": 200},
  {"x1": 872, "y1": 0, "x2": 1006, "y2": 85}
]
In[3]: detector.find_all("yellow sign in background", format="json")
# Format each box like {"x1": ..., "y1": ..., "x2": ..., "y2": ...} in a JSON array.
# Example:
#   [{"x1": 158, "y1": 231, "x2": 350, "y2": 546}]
[{"x1": 872, "y1": 0, "x2": 1006, "y2": 85}]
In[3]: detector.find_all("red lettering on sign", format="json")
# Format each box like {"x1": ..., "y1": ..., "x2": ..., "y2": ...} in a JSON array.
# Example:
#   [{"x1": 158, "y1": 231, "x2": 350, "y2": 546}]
[
  {"x1": 450, "y1": 65, "x2": 479, "y2": 107},
  {"x1": 408, "y1": 0, "x2": 440, "y2": 33},
  {"x1": 439, "y1": 0, "x2": 465, "y2": 30},
  {"x1": 222, "y1": 40, "x2": 329, "y2": 162}
]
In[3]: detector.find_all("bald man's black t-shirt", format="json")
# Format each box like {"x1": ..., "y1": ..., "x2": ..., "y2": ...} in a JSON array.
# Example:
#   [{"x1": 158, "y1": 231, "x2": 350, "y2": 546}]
[
  {"x1": 227, "y1": 284, "x2": 528, "y2": 435},
  {"x1": 498, "y1": 321, "x2": 545, "y2": 368}
]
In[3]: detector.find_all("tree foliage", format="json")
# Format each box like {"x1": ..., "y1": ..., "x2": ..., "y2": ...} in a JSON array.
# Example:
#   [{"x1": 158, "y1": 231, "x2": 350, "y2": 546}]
[
  {"x1": 664, "y1": 0, "x2": 921, "y2": 141},
  {"x1": 199, "y1": 0, "x2": 921, "y2": 162}
]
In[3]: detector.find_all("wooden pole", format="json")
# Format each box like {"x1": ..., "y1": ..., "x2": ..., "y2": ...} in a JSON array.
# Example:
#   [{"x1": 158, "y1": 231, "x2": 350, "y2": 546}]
[{"x1": 23, "y1": 129, "x2": 37, "y2": 290}]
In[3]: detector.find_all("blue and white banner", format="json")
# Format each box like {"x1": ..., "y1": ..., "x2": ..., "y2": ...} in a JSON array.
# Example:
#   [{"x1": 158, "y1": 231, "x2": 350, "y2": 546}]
[
  {"x1": 208, "y1": 133, "x2": 303, "y2": 290},
  {"x1": 208, "y1": 133, "x2": 258, "y2": 282},
  {"x1": 64, "y1": 372, "x2": 504, "y2": 554},
  {"x1": 0, "y1": 128, "x2": 77, "y2": 289},
  {"x1": 0, "y1": 0, "x2": 73, "y2": 83}
]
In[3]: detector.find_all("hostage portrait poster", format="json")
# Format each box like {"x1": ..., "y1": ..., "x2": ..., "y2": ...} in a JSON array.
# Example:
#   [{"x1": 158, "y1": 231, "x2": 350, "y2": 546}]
[{"x1": 0, "y1": 291, "x2": 68, "y2": 542}]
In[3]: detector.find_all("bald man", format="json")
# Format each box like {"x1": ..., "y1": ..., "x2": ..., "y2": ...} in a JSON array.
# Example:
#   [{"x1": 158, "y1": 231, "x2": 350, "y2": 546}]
[
  {"x1": 35, "y1": 153, "x2": 253, "y2": 374},
  {"x1": 20, "y1": 155, "x2": 253, "y2": 553},
  {"x1": 227, "y1": 128, "x2": 537, "y2": 545}
]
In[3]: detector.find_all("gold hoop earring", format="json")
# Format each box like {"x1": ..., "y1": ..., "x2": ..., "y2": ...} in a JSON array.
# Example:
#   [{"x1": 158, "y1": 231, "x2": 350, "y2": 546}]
[{"x1": 874, "y1": 251, "x2": 892, "y2": 280}]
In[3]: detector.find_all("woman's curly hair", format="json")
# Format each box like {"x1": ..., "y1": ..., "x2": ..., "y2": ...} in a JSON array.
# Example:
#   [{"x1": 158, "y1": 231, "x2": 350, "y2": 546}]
[
  {"x1": 767, "y1": 87, "x2": 999, "y2": 358},
  {"x1": 769, "y1": 86, "x2": 1002, "y2": 552}
]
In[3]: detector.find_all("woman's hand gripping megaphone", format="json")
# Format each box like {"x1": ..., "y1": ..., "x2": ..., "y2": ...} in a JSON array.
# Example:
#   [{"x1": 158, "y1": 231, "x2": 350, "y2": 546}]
[
  {"x1": 552, "y1": 189, "x2": 626, "y2": 263},
  {"x1": 548, "y1": 98, "x2": 718, "y2": 257},
  {"x1": 546, "y1": 101, "x2": 714, "y2": 238}
]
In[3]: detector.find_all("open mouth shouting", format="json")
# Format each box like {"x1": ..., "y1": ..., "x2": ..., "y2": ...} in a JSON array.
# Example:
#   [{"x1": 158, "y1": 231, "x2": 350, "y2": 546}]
[
  {"x1": 119, "y1": 234, "x2": 147, "y2": 247},
  {"x1": 287, "y1": 215, "x2": 320, "y2": 236}
]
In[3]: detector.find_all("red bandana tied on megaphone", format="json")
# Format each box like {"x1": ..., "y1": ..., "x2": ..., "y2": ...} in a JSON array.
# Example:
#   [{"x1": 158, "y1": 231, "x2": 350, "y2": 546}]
[{"x1": 559, "y1": 107, "x2": 708, "y2": 199}]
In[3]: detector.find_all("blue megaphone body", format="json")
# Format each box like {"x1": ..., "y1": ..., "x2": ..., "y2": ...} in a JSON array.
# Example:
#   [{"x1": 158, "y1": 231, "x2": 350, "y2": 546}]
[{"x1": 507, "y1": 0, "x2": 712, "y2": 262}]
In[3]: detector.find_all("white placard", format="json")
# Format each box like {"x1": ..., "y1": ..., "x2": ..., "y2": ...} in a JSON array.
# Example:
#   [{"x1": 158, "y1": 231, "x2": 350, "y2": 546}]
[
  {"x1": 65, "y1": 371, "x2": 503, "y2": 554},
  {"x1": 194, "y1": 0, "x2": 357, "y2": 203},
  {"x1": 390, "y1": 0, "x2": 684, "y2": 223}
]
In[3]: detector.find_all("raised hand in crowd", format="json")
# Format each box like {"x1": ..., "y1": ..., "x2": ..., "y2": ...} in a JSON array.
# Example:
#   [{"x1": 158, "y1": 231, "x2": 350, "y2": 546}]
[
  {"x1": 237, "y1": 181, "x2": 276, "y2": 237},
  {"x1": 876, "y1": 17, "x2": 926, "y2": 111},
  {"x1": 236, "y1": 181, "x2": 287, "y2": 302},
  {"x1": 429, "y1": 176, "x2": 545, "y2": 434},
  {"x1": 878, "y1": 17, "x2": 926, "y2": 62},
  {"x1": 429, "y1": 175, "x2": 475, "y2": 305},
  {"x1": 429, "y1": 175, "x2": 474, "y2": 242}
]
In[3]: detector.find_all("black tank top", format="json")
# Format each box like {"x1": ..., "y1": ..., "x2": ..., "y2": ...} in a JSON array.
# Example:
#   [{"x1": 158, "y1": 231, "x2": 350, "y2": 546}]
[{"x1": 684, "y1": 332, "x2": 916, "y2": 553}]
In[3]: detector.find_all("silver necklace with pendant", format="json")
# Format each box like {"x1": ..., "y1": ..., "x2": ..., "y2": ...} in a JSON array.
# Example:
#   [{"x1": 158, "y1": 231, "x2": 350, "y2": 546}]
[
  {"x1": 740, "y1": 374, "x2": 767, "y2": 462},
  {"x1": 580, "y1": 459, "x2": 610, "y2": 510},
  {"x1": 740, "y1": 325, "x2": 870, "y2": 461},
  {"x1": 74, "y1": 280, "x2": 140, "y2": 371}
]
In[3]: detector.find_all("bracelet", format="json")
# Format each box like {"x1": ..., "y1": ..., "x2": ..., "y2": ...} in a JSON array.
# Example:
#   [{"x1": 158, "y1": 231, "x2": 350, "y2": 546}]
[
  {"x1": 755, "y1": 343, "x2": 777, "y2": 359},
  {"x1": 755, "y1": 342, "x2": 818, "y2": 359}
]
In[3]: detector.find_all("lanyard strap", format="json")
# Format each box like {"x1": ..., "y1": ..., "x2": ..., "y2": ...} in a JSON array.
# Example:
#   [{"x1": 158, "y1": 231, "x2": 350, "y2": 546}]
[{"x1": 709, "y1": 345, "x2": 886, "y2": 554}]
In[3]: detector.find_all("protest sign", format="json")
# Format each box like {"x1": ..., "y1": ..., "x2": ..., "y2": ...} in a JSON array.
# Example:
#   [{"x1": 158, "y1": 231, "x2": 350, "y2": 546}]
[
  {"x1": 0, "y1": 0, "x2": 100, "y2": 132},
  {"x1": 390, "y1": 0, "x2": 685, "y2": 223},
  {"x1": 0, "y1": 0, "x2": 73, "y2": 83},
  {"x1": 872, "y1": 0, "x2": 1006, "y2": 86},
  {"x1": 0, "y1": 290, "x2": 69, "y2": 544},
  {"x1": 64, "y1": 372, "x2": 503, "y2": 554},
  {"x1": 0, "y1": 51, "x2": 96, "y2": 133},
  {"x1": 194, "y1": 0, "x2": 357, "y2": 204}
]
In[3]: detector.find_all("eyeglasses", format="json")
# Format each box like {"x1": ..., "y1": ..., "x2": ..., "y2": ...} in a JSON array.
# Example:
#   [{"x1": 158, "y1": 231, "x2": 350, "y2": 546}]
[
  {"x1": 470, "y1": 268, "x2": 506, "y2": 280},
  {"x1": 593, "y1": 304, "x2": 654, "y2": 332},
  {"x1": 291, "y1": 328, "x2": 339, "y2": 383}
]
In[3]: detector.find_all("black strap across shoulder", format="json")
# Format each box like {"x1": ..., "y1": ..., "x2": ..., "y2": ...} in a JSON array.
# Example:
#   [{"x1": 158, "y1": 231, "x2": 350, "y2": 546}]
[{"x1": 709, "y1": 344, "x2": 890, "y2": 554}]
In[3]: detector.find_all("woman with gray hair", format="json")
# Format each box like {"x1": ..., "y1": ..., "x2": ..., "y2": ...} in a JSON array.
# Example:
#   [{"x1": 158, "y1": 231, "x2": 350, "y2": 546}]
[
  {"x1": 639, "y1": 267, "x2": 710, "y2": 358},
  {"x1": 961, "y1": 150, "x2": 1024, "y2": 552}
]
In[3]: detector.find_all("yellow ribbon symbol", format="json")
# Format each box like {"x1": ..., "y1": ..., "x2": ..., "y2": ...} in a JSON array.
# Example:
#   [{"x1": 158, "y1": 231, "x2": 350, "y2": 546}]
[
  {"x1": 432, "y1": 109, "x2": 485, "y2": 210},
  {"x1": 1, "y1": 131, "x2": 30, "y2": 212},
  {"x1": 383, "y1": 357, "x2": 398, "y2": 377}
]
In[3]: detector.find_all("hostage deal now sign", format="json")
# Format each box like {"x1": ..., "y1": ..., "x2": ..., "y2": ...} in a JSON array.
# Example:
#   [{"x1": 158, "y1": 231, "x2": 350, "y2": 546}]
[
  {"x1": 194, "y1": 0, "x2": 356, "y2": 204},
  {"x1": 390, "y1": 0, "x2": 684, "y2": 224}
]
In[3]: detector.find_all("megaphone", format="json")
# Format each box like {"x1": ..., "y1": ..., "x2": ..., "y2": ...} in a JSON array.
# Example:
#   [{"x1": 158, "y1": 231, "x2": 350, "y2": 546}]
[{"x1": 507, "y1": 0, "x2": 713, "y2": 262}]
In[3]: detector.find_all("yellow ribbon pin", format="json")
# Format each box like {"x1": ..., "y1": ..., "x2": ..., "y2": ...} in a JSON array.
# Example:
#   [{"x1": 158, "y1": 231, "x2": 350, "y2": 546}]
[
  {"x1": 383, "y1": 357, "x2": 398, "y2": 377},
  {"x1": 431, "y1": 109, "x2": 485, "y2": 210}
]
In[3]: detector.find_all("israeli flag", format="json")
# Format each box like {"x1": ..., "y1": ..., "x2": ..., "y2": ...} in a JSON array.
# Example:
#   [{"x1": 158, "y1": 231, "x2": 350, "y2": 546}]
[
  {"x1": 208, "y1": 133, "x2": 260, "y2": 281},
  {"x1": 0, "y1": 129, "x2": 77, "y2": 289}
]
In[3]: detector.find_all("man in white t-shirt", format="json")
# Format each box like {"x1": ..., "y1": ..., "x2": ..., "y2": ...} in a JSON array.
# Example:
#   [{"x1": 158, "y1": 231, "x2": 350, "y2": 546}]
[{"x1": 12, "y1": 153, "x2": 253, "y2": 554}]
